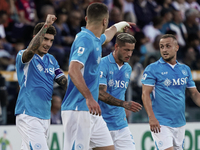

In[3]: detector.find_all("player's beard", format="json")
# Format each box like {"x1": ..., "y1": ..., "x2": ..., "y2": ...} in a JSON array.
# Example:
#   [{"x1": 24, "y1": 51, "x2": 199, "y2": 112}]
[{"x1": 162, "y1": 55, "x2": 175, "y2": 62}]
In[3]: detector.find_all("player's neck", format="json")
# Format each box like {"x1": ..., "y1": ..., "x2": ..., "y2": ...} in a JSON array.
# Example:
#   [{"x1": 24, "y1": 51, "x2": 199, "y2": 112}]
[
  {"x1": 113, "y1": 52, "x2": 124, "y2": 66},
  {"x1": 86, "y1": 24, "x2": 103, "y2": 38}
]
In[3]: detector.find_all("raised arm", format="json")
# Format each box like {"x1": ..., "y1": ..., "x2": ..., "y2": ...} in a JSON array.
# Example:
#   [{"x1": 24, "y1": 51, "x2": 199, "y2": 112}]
[
  {"x1": 68, "y1": 61, "x2": 101, "y2": 116},
  {"x1": 104, "y1": 21, "x2": 135, "y2": 45},
  {"x1": 99, "y1": 84, "x2": 142, "y2": 112},
  {"x1": 188, "y1": 87, "x2": 200, "y2": 107},
  {"x1": 22, "y1": 14, "x2": 57, "y2": 63},
  {"x1": 142, "y1": 84, "x2": 161, "y2": 133}
]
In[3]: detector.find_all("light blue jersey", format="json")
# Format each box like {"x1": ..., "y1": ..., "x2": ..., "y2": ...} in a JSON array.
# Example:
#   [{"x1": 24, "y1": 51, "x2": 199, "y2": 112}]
[
  {"x1": 141, "y1": 57, "x2": 196, "y2": 127},
  {"x1": 98, "y1": 53, "x2": 132, "y2": 131},
  {"x1": 61, "y1": 27, "x2": 106, "y2": 111},
  {"x1": 15, "y1": 50, "x2": 64, "y2": 119}
]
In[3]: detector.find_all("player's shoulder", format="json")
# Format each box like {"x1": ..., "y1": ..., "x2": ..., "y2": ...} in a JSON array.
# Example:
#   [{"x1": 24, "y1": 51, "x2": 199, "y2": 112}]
[
  {"x1": 124, "y1": 62, "x2": 132, "y2": 70},
  {"x1": 177, "y1": 62, "x2": 191, "y2": 71},
  {"x1": 17, "y1": 49, "x2": 25, "y2": 56},
  {"x1": 145, "y1": 60, "x2": 160, "y2": 70},
  {"x1": 46, "y1": 53, "x2": 58, "y2": 63}
]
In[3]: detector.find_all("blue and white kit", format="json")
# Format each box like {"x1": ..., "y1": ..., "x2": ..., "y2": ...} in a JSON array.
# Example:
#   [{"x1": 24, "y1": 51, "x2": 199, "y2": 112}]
[
  {"x1": 141, "y1": 57, "x2": 196, "y2": 127},
  {"x1": 98, "y1": 53, "x2": 132, "y2": 130},
  {"x1": 15, "y1": 50, "x2": 64, "y2": 119},
  {"x1": 61, "y1": 27, "x2": 106, "y2": 111}
]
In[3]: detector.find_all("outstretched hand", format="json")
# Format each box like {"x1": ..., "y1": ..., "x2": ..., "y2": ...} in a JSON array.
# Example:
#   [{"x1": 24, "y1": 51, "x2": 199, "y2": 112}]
[
  {"x1": 45, "y1": 14, "x2": 57, "y2": 26},
  {"x1": 123, "y1": 101, "x2": 142, "y2": 112}
]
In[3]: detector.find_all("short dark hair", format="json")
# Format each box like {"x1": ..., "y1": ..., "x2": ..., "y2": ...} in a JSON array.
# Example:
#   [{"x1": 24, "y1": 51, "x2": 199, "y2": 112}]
[
  {"x1": 160, "y1": 34, "x2": 178, "y2": 44},
  {"x1": 33, "y1": 22, "x2": 56, "y2": 36},
  {"x1": 116, "y1": 33, "x2": 136, "y2": 47},
  {"x1": 86, "y1": 3, "x2": 108, "y2": 23}
]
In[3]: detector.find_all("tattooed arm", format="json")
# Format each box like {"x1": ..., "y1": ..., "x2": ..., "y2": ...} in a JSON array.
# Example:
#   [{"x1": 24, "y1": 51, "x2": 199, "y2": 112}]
[
  {"x1": 22, "y1": 14, "x2": 57, "y2": 63},
  {"x1": 55, "y1": 75, "x2": 68, "y2": 92},
  {"x1": 99, "y1": 85, "x2": 142, "y2": 112}
]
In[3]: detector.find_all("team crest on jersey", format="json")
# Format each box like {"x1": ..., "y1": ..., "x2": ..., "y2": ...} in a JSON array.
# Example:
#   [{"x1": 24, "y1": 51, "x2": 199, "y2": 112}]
[
  {"x1": 78, "y1": 47, "x2": 85, "y2": 56},
  {"x1": 182, "y1": 70, "x2": 187, "y2": 76},
  {"x1": 125, "y1": 72, "x2": 129, "y2": 78},
  {"x1": 108, "y1": 79, "x2": 114, "y2": 87},
  {"x1": 37, "y1": 64, "x2": 43, "y2": 72},
  {"x1": 163, "y1": 78, "x2": 172, "y2": 87},
  {"x1": 34, "y1": 143, "x2": 42, "y2": 149},
  {"x1": 158, "y1": 141, "x2": 163, "y2": 147}
]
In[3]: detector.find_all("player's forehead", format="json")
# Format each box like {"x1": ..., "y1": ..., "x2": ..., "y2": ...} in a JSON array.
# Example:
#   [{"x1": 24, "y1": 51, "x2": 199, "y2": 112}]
[
  {"x1": 159, "y1": 37, "x2": 174, "y2": 45},
  {"x1": 44, "y1": 33, "x2": 54, "y2": 40}
]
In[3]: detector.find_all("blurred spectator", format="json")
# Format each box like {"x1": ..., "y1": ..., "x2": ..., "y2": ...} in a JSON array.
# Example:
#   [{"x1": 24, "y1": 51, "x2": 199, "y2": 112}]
[
  {"x1": 181, "y1": 46, "x2": 197, "y2": 69},
  {"x1": 168, "y1": 9, "x2": 187, "y2": 47},
  {"x1": 156, "y1": 0, "x2": 173, "y2": 9},
  {"x1": 134, "y1": 31, "x2": 149, "y2": 64},
  {"x1": 0, "y1": 41, "x2": 15, "y2": 71},
  {"x1": 160, "y1": 8, "x2": 173, "y2": 34},
  {"x1": 109, "y1": 6, "x2": 123, "y2": 45},
  {"x1": 171, "y1": 0, "x2": 190, "y2": 20},
  {"x1": 144, "y1": 34, "x2": 162, "y2": 61},
  {"x1": 184, "y1": 8, "x2": 200, "y2": 37},
  {"x1": 0, "y1": 74, "x2": 8, "y2": 125},
  {"x1": 51, "y1": 94, "x2": 62, "y2": 124},
  {"x1": 39, "y1": 5, "x2": 55, "y2": 22},
  {"x1": 134, "y1": 0, "x2": 158, "y2": 29},
  {"x1": 50, "y1": 8, "x2": 72, "y2": 70},
  {"x1": 0, "y1": 11, "x2": 8, "y2": 41},
  {"x1": 186, "y1": 0, "x2": 200, "y2": 12},
  {"x1": 187, "y1": 33, "x2": 200, "y2": 55},
  {"x1": 142, "y1": 16, "x2": 163, "y2": 43},
  {"x1": 129, "y1": 50, "x2": 143, "y2": 104},
  {"x1": 67, "y1": 9, "x2": 82, "y2": 38},
  {"x1": 15, "y1": 0, "x2": 38, "y2": 26},
  {"x1": 123, "y1": 0, "x2": 137, "y2": 23}
]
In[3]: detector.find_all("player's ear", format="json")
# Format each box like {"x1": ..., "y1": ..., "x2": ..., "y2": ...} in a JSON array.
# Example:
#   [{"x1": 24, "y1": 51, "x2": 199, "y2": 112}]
[
  {"x1": 114, "y1": 43, "x2": 119, "y2": 49},
  {"x1": 176, "y1": 44, "x2": 179, "y2": 52},
  {"x1": 103, "y1": 18, "x2": 107, "y2": 26},
  {"x1": 85, "y1": 16, "x2": 87, "y2": 22}
]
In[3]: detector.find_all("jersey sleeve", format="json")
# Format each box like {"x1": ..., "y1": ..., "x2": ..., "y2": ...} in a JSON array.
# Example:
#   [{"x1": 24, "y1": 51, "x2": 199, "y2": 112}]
[
  {"x1": 52, "y1": 56, "x2": 64, "y2": 79},
  {"x1": 70, "y1": 37, "x2": 92, "y2": 66},
  {"x1": 141, "y1": 64, "x2": 156, "y2": 86},
  {"x1": 100, "y1": 34, "x2": 106, "y2": 45},
  {"x1": 186, "y1": 66, "x2": 196, "y2": 88},
  {"x1": 99, "y1": 59, "x2": 108, "y2": 85},
  {"x1": 16, "y1": 50, "x2": 26, "y2": 69}
]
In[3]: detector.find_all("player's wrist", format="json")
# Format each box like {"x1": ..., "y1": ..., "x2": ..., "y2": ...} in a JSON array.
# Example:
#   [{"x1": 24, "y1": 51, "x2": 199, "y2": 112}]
[{"x1": 113, "y1": 21, "x2": 130, "y2": 32}]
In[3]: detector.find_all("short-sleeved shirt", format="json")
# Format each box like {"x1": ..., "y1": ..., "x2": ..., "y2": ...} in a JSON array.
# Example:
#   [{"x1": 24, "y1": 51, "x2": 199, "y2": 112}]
[
  {"x1": 98, "y1": 53, "x2": 132, "y2": 131},
  {"x1": 141, "y1": 57, "x2": 196, "y2": 127},
  {"x1": 61, "y1": 27, "x2": 106, "y2": 111},
  {"x1": 15, "y1": 50, "x2": 64, "y2": 119}
]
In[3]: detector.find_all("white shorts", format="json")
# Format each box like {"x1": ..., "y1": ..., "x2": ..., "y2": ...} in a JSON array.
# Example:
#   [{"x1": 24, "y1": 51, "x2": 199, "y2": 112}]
[
  {"x1": 151, "y1": 125, "x2": 185, "y2": 150},
  {"x1": 16, "y1": 114, "x2": 50, "y2": 150},
  {"x1": 110, "y1": 127, "x2": 136, "y2": 150},
  {"x1": 61, "y1": 110, "x2": 113, "y2": 150}
]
